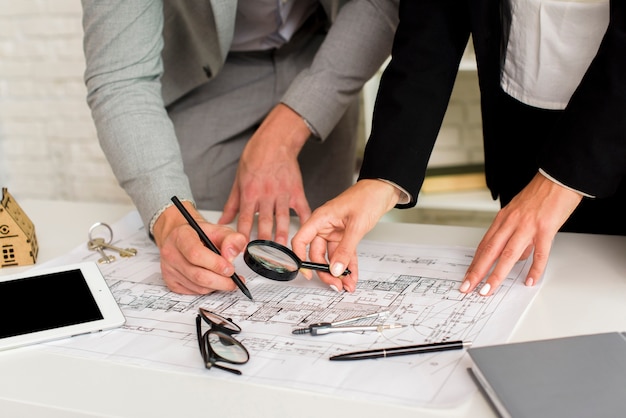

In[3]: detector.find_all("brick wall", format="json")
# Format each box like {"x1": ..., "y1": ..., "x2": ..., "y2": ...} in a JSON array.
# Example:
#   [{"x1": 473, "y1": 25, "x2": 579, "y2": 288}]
[
  {"x1": 0, "y1": 2, "x2": 483, "y2": 204},
  {"x1": 0, "y1": 0, "x2": 130, "y2": 204},
  {"x1": 430, "y1": 70, "x2": 484, "y2": 168}
]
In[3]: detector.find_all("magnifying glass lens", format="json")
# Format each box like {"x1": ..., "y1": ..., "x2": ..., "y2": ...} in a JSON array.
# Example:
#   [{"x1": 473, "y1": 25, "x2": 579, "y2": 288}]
[
  {"x1": 244, "y1": 240, "x2": 301, "y2": 281},
  {"x1": 244, "y1": 240, "x2": 348, "y2": 282},
  {"x1": 247, "y1": 245, "x2": 299, "y2": 273}
]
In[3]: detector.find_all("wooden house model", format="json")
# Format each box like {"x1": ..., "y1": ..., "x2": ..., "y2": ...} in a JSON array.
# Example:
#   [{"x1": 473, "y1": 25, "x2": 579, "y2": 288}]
[{"x1": 0, "y1": 188, "x2": 38, "y2": 268}]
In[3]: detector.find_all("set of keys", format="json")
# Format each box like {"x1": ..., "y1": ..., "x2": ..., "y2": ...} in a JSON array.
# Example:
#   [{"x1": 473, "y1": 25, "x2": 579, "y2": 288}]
[{"x1": 87, "y1": 222, "x2": 137, "y2": 264}]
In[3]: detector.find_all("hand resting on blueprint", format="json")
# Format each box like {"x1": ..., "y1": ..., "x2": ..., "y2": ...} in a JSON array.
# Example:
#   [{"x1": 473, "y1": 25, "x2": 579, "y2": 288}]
[
  {"x1": 217, "y1": 104, "x2": 313, "y2": 247},
  {"x1": 460, "y1": 173, "x2": 581, "y2": 295}
]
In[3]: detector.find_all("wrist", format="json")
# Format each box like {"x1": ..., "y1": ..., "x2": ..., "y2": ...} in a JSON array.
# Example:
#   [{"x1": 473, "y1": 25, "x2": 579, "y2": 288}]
[
  {"x1": 357, "y1": 179, "x2": 403, "y2": 209},
  {"x1": 301, "y1": 116, "x2": 320, "y2": 138},
  {"x1": 272, "y1": 103, "x2": 311, "y2": 154},
  {"x1": 242, "y1": 104, "x2": 310, "y2": 166},
  {"x1": 152, "y1": 200, "x2": 200, "y2": 247}
]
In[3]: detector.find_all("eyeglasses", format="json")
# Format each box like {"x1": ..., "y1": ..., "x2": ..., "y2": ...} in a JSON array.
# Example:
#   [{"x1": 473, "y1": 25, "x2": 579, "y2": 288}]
[{"x1": 195, "y1": 307, "x2": 250, "y2": 375}]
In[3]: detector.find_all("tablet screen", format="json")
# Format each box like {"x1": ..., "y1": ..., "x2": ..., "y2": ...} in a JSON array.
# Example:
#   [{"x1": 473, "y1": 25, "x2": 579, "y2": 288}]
[{"x1": 0, "y1": 269, "x2": 103, "y2": 339}]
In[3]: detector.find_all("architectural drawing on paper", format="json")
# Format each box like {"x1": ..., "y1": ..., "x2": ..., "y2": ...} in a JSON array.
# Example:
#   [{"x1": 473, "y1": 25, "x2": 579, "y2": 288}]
[
  {"x1": 89, "y1": 227, "x2": 510, "y2": 362},
  {"x1": 40, "y1": 211, "x2": 537, "y2": 407}
]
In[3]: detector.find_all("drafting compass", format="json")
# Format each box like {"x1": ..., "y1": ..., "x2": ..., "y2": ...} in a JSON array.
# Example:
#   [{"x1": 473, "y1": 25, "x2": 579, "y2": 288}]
[{"x1": 292, "y1": 311, "x2": 405, "y2": 336}]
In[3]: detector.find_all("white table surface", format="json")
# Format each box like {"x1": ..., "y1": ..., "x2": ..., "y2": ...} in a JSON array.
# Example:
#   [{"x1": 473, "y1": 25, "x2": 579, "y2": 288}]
[{"x1": 1, "y1": 199, "x2": 625, "y2": 418}]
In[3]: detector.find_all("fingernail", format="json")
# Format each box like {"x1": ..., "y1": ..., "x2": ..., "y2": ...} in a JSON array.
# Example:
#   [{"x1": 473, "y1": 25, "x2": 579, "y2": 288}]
[
  {"x1": 479, "y1": 283, "x2": 491, "y2": 296},
  {"x1": 225, "y1": 248, "x2": 238, "y2": 262},
  {"x1": 329, "y1": 284, "x2": 340, "y2": 293},
  {"x1": 459, "y1": 280, "x2": 470, "y2": 293},
  {"x1": 342, "y1": 281, "x2": 354, "y2": 293},
  {"x1": 525, "y1": 277, "x2": 534, "y2": 286},
  {"x1": 330, "y1": 262, "x2": 345, "y2": 277}
]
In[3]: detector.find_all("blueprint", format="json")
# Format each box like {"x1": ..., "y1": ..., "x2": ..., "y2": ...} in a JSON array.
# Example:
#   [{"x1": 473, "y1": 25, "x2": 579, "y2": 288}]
[{"x1": 38, "y1": 211, "x2": 541, "y2": 407}]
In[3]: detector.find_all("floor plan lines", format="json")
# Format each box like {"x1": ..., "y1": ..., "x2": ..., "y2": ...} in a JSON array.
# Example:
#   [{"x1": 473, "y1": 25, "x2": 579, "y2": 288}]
[{"x1": 38, "y1": 211, "x2": 541, "y2": 408}]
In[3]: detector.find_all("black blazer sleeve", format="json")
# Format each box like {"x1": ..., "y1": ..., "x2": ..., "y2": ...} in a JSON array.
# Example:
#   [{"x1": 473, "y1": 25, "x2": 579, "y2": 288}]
[
  {"x1": 539, "y1": 0, "x2": 626, "y2": 198},
  {"x1": 358, "y1": 0, "x2": 471, "y2": 208}
]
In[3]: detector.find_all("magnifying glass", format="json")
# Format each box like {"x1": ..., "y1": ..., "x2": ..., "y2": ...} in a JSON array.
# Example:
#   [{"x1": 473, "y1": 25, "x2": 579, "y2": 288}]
[{"x1": 243, "y1": 240, "x2": 351, "y2": 282}]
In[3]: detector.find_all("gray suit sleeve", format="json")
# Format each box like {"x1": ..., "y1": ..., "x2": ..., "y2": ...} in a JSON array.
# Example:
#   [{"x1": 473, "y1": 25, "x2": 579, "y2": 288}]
[
  {"x1": 82, "y1": 0, "x2": 194, "y2": 232},
  {"x1": 281, "y1": 0, "x2": 399, "y2": 140}
]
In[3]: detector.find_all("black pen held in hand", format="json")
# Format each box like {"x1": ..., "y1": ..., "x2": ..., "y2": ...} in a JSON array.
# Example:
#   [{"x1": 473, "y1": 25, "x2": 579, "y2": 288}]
[
  {"x1": 170, "y1": 196, "x2": 253, "y2": 300},
  {"x1": 329, "y1": 340, "x2": 471, "y2": 361}
]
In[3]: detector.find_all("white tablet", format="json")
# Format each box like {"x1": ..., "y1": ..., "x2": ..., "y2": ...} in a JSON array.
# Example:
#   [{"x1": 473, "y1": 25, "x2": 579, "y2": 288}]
[{"x1": 0, "y1": 262, "x2": 125, "y2": 351}]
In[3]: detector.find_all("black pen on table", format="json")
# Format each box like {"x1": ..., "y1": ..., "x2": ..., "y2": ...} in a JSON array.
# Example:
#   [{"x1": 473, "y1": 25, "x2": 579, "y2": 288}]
[
  {"x1": 170, "y1": 196, "x2": 253, "y2": 300},
  {"x1": 329, "y1": 340, "x2": 471, "y2": 361}
]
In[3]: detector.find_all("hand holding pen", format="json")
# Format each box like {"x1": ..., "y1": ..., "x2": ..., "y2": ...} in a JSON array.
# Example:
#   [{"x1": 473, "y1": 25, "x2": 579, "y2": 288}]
[
  {"x1": 170, "y1": 197, "x2": 253, "y2": 299},
  {"x1": 150, "y1": 196, "x2": 249, "y2": 295}
]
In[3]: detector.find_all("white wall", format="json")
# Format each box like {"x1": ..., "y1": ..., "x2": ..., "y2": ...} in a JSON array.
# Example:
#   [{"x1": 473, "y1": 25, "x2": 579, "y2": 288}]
[
  {"x1": 0, "y1": 0, "x2": 130, "y2": 204},
  {"x1": 0, "y1": 2, "x2": 484, "y2": 205}
]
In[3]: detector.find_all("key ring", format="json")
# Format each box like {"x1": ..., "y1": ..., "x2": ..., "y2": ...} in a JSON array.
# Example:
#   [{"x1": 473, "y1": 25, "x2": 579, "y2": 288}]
[{"x1": 88, "y1": 222, "x2": 114, "y2": 244}]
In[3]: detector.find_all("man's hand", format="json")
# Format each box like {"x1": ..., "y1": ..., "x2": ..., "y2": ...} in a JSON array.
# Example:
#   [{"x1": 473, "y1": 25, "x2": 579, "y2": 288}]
[
  {"x1": 218, "y1": 104, "x2": 312, "y2": 245},
  {"x1": 153, "y1": 201, "x2": 248, "y2": 294},
  {"x1": 460, "y1": 173, "x2": 583, "y2": 296},
  {"x1": 292, "y1": 180, "x2": 402, "y2": 292}
]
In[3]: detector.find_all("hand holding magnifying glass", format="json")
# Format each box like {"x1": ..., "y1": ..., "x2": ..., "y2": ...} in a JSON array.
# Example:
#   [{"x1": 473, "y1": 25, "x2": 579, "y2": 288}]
[{"x1": 243, "y1": 240, "x2": 351, "y2": 282}]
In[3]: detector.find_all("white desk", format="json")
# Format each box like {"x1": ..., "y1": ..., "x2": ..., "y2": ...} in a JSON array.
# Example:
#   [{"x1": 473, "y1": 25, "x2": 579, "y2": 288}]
[{"x1": 1, "y1": 199, "x2": 625, "y2": 418}]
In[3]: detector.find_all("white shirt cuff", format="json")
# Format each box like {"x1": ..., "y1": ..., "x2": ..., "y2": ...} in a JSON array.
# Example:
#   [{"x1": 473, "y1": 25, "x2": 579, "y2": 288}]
[
  {"x1": 538, "y1": 168, "x2": 594, "y2": 198},
  {"x1": 377, "y1": 179, "x2": 412, "y2": 205}
]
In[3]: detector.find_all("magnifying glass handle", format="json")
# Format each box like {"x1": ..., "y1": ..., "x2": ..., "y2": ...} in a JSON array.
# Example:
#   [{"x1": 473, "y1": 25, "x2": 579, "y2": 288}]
[{"x1": 300, "y1": 261, "x2": 351, "y2": 276}]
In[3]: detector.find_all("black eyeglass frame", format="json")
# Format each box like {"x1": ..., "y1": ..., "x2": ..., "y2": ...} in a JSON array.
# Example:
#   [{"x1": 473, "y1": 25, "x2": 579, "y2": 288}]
[{"x1": 195, "y1": 308, "x2": 250, "y2": 375}]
